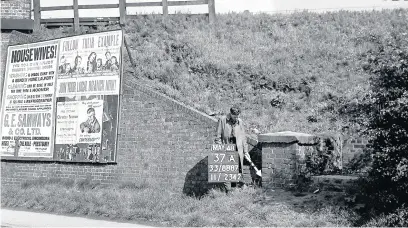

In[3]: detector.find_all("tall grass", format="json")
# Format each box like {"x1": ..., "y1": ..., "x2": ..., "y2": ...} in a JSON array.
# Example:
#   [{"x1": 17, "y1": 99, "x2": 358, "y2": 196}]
[
  {"x1": 25, "y1": 9, "x2": 408, "y2": 135},
  {"x1": 1, "y1": 178, "x2": 357, "y2": 227}
]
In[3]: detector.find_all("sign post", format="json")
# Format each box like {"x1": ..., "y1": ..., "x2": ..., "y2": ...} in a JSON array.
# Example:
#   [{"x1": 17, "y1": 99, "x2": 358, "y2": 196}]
[{"x1": 208, "y1": 144, "x2": 242, "y2": 183}]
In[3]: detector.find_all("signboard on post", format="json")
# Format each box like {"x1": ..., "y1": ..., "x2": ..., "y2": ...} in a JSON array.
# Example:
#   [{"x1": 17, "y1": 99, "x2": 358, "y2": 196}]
[
  {"x1": 0, "y1": 29, "x2": 123, "y2": 163},
  {"x1": 0, "y1": 40, "x2": 59, "y2": 158},
  {"x1": 208, "y1": 144, "x2": 242, "y2": 183}
]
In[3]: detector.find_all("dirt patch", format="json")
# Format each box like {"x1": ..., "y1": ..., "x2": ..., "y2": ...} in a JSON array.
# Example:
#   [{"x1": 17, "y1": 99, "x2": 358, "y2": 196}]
[{"x1": 255, "y1": 188, "x2": 348, "y2": 213}]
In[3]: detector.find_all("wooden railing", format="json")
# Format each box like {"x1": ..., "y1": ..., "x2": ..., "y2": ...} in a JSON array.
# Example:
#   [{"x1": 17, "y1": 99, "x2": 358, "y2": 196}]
[{"x1": 33, "y1": 0, "x2": 216, "y2": 32}]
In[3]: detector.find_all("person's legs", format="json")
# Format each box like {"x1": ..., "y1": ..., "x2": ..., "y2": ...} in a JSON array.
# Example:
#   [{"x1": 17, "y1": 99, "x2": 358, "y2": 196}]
[
  {"x1": 223, "y1": 182, "x2": 232, "y2": 193},
  {"x1": 237, "y1": 151, "x2": 246, "y2": 187}
]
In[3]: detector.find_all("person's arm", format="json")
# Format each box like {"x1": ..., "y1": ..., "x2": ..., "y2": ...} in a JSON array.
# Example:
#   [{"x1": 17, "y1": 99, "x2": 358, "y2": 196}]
[
  {"x1": 80, "y1": 123, "x2": 86, "y2": 133},
  {"x1": 239, "y1": 120, "x2": 253, "y2": 164},
  {"x1": 215, "y1": 118, "x2": 223, "y2": 144},
  {"x1": 95, "y1": 120, "x2": 101, "y2": 133}
]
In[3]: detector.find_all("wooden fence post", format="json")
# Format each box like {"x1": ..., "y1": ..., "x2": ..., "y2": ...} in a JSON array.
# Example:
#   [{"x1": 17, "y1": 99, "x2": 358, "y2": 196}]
[
  {"x1": 33, "y1": 0, "x2": 41, "y2": 31},
  {"x1": 73, "y1": 0, "x2": 80, "y2": 33},
  {"x1": 162, "y1": 0, "x2": 168, "y2": 18},
  {"x1": 123, "y1": 35, "x2": 136, "y2": 67},
  {"x1": 119, "y1": 0, "x2": 126, "y2": 25},
  {"x1": 208, "y1": 0, "x2": 216, "y2": 24}
]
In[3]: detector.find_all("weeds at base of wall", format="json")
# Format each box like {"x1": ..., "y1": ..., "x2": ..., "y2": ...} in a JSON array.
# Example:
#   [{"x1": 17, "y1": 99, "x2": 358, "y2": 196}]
[
  {"x1": 19, "y1": 177, "x2": 154, "y2": 191},
  {"x1": 1, "y1": 177, "x2": 359, "y2": 227}
]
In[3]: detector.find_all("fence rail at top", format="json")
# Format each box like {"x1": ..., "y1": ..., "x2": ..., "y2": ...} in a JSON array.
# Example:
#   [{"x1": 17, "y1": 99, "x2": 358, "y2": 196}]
[{"x1": 33, "y1": 0, "x2": 216, "y2": 31}]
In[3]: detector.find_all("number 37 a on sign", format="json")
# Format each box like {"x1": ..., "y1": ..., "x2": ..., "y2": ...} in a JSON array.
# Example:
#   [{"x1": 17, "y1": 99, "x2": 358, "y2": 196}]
[{"x1": 212, "y1": 153, "x2": 236, "y2": 163}]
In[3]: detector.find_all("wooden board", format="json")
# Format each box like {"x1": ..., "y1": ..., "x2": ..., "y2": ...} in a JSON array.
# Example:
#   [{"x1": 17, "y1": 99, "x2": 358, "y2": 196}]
[
  {"x1": 208, "y1": 144, "x2": 242, "y2": 183},
  {"x1": 1, "y1": 19, "x2": 34, "y2": 31}
]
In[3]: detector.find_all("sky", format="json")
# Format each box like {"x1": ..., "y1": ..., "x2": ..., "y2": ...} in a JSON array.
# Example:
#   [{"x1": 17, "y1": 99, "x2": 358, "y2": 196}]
[{"x1": 37, "y1": 0, "x2": 408, "y2": 18}]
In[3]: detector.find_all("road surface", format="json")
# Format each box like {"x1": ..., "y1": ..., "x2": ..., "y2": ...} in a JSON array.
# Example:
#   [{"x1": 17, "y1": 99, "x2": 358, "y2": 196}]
[{"x1": 1, "y1": 208, "x2": 156, "y2": 227}]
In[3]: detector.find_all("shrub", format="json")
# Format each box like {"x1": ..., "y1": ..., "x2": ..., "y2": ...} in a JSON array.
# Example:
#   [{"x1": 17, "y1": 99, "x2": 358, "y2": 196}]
[
  {"x1": 359, "y1": 31, "x2": 408, "y2": 214},
  {"x1": 364, "y1": 206, "x2": 408, "y2": 227},
  {"x1": 342, "y1": 147, "x2": 372, "y2": 175},
  {"x1": 305, "y1": 135, "x2": 343, "y2": 175}
]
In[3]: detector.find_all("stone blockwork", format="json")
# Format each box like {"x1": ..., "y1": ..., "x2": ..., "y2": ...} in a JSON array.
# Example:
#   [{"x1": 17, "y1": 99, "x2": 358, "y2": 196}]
[
  {"x1": 258, "y1": 131, "x2": 319, "y2": 188},
  {"x1": 0, "y1": 0, "x2": 31, "y2": 19},
  {"x1": 1, "y1": 79, "x2": 259, "y2": 195}
]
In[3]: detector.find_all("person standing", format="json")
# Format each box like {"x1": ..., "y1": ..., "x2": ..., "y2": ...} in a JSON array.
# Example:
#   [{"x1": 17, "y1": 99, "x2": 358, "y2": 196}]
[{"x1": 214, "y1": 106, "x2": 254, "y2": 191}]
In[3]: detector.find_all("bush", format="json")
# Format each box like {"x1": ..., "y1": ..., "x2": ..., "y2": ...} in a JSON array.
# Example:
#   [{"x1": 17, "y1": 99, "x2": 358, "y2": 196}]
[
  {"x1": 359, "y1": 32, "x2": 408, "y2": 214},
  {"x1": 364, "y1": 206, "x2": 408, "y2": 227},
  {"x1": 305, "y1": 135, "x2": 343, "y2": 175},
  {"x1": 342, "y1": 147, "x2": 372, "y2": 175}
]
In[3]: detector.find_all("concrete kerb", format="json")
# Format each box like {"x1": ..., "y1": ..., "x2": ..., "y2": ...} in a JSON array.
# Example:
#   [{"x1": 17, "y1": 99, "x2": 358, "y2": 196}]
[{"x1": 258, "y1": 131, "x2": 319, "y2": 145}]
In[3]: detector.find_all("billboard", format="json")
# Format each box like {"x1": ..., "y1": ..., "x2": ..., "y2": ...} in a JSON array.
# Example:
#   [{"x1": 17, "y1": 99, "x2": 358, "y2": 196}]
[
  {"x1": 0, "y1": 30, "x2": 123, "y2": 163},
  {"x1": 54, "y1": 31, "x2": 122, "y2": 162},
  {"x1": 0, "y1": 40, "x2": 59, "y2": 158}
]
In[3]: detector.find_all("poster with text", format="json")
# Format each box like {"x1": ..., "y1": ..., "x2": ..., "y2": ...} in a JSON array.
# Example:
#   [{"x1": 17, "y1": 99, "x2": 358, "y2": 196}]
[
  {"x1": 56, "y1": 30, "x2": 122, "y2": 97},
  {"x1": 55, "y1": 30, "x2": 122, "y2": 163},
  {"x1": 0, "y1": 40, "x2": 59, "y2": 158},
  {"x1": 55, "y1": 95, "x2": 119, "y2": 162},
  {"x1": 56, "y1": 100, "x2": 103, "y2": 145}
]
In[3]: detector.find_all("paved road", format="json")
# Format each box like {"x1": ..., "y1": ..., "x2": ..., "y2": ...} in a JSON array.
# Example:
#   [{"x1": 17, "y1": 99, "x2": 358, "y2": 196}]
[{"x1": 1, "y1": 208, "x2": 155, "y2": 227}]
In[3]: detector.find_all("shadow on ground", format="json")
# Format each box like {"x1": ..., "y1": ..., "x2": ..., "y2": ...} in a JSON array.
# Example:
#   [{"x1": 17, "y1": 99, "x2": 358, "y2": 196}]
[
  {"x1": 182, "y1": 156, "x2": 225, "y2": 198},
  {"x1": 253, "y1": 186, "x2": 349, "y2": 214}
]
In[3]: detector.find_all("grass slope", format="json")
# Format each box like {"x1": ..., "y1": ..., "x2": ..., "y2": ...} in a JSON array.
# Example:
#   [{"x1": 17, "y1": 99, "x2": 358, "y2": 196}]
[
  {"x1": 121, "y1": 9, "x2": 408, "y2": 135},
  {"x1": 30, "y1": 9, "x2": 408, "y2": 134}
]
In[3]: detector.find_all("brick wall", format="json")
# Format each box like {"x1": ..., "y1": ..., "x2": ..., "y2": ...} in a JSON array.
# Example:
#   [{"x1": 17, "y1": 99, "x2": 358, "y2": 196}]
[
  {"x1": 261, "y1": 143, "x2": 297, "y2": 188},
  {"x1": 342, "y1": 137, "x2": 368, "y2": 164},
  {"x1": 1, "y1": 78, "x2": 259, "y2": 195},
  {"x1": 258, "y1": 132, "x2": 318, "y2": 188},
  {"x1": 0, "y1": 68, "x2": 369, "y2": 191},
  {"x1": 261, "y1": 142, "x2": 319, "y2": 188},
  {"x1": 0, "y1": 33, "x2": 11, "y2": 83},
  {"x1": 0, "y1": 0, "x2": 31, "y2": 19},
  {"x1": 1, "y1": 0, "x2": 32, "y2": 90}
]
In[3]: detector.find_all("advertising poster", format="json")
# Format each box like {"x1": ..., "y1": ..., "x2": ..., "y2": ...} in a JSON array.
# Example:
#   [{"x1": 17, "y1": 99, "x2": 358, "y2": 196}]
[
  {"x1": 55, "y1": 30, "x2": 122, "y2": 163},
  {"x1": 55, "y1": 100, "x2": 103, "y2": 145},
  {"x1": 0, "y1": 40, "x2": 59, "y2": 158},
  {"x1": 56, "y1": 30, "x2": 122, "y2": 97}
]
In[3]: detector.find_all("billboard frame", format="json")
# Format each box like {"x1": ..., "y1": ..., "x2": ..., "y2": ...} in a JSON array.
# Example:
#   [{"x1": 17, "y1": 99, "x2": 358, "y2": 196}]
[
  {"x1": 0, "y1": 29, "x2": 123, "y2": 164},
  {"x1": 113, "y1": 28, "x2": 125, "y2": 164},
  {"x1": 0, "y1": 39, "x2": 60, "y2": 160}
]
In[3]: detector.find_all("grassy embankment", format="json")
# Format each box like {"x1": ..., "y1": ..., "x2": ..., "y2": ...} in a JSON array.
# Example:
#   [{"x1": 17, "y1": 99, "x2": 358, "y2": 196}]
[
  {"x1": 29, "y1": 9, "x2": 408, "y2": 135},
  {"x1": 2, "y1": 178, "x2": 358, "y2": 227}
]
